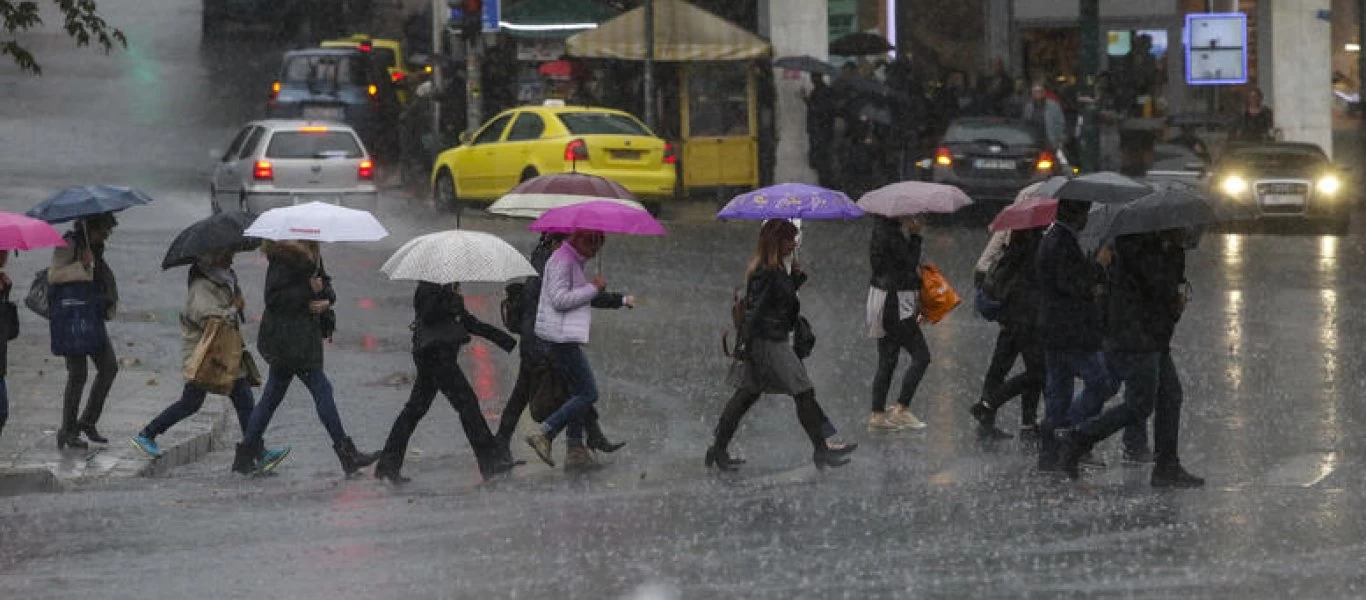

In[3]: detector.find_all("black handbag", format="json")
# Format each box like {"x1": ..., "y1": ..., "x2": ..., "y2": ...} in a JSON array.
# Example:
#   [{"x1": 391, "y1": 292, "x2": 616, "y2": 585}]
[
  {"x1": 411, "y1": 319, "x2": 470, "y2": 353},
  {"x1": 0, "y1": 287, "x2": 18, "y2": 342},
  {"x1": 24, "y1": 268, "x2": 49, "y2": 319},
  {"x1": 793, "y1": 315, "x2": 816, "y2": 360}
]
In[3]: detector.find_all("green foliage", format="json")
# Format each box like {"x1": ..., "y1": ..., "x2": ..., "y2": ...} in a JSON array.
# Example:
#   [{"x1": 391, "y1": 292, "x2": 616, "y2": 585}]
[{"x1": 2, "y1": 0, "x2": 127, "y2": 75}]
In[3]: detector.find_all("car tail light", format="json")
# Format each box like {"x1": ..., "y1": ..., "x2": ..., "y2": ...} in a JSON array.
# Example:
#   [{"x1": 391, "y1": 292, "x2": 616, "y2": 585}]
[
  {"x1": 358, "y1": 159, "x2": 374, "y2": 181},
  {"x1": 564, "y1": 139, "x2": 589, "y2": 162},
  {"x1": 270, "y1": 81, "x2": 281, "y2": 100},
  {"x1": 663, "y1": 142, "x2": 677, "y2": 164},
  {"x1": 391, "y1": 71, "x2": 404, "y2": 84},
  {"x1": 358, "y1": 41, "x2": 373, "y2": 53},
  {"x1": 253, "y1": 160, "x2": 273, "y2": 181},
  {"x1": 367, "y1": 84, "x2": 378, "y2": 97},
  {"x1": 934, "y1": 146, "x2": 953, "y2": 167},
  {"x1": 1036, "y1": 151, "x2": 1056, "y2": 172}
]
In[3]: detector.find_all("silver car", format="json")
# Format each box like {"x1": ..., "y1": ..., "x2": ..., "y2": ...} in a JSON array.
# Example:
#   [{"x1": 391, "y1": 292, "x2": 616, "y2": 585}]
[{"x1": 210, "y1": 119, "x2": 378, "y2": 215}]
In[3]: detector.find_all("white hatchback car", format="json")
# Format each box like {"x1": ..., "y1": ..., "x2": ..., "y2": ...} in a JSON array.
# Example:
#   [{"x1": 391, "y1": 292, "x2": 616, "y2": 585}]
[{"x1": 210, "y1": 119, "x2": 378, "y2": 215}]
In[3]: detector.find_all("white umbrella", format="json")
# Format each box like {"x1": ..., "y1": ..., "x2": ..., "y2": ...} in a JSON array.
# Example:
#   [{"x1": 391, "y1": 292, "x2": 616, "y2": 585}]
[
  {"x1": 381, "y1": 230, "x2": 535, "y2": 284},
  {"x1": 244, "y1": 201, "x2": 388, "y2": 242},
  {"x1": 857, "y1": 182, "x2": 973, "y2": 216},
  {"x1": 487, "y1": 193, "x2": 646, "y2": 219}
]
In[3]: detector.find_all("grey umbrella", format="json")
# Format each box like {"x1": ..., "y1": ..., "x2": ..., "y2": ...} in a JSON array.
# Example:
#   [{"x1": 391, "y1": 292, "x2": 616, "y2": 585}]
[
  {"x1": 1079, "y1": 181, "x2": 1255, "y2": 251},
  {"x1": 774, "y1": 55, "x2": 839, "y2": 77},
  {"x1": 1045, "y1": 172, "x2": 1151, "y2": 204}
]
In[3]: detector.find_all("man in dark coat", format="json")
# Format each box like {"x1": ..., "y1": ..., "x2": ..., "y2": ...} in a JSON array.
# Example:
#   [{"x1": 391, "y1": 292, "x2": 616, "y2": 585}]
[
  {"x1": 804, "y1": 74, "x2": 839, "y2": 188},
  {"x1": 1056, "y1": 230, "x2": 1205, "y2": 487},
  {"x1": 970, "y1": 227, "x2": 1043, "y2": 440},
  {"x1": 1034, "y1": 200, "x2": 1113, "y2": 471}
]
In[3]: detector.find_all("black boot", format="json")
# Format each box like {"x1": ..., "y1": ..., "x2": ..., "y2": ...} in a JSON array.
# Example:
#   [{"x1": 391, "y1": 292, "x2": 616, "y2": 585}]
[
  {"x1": 704, "y1": 445, "x2": 742, "y2": 471},
  {"x1": 231, "y1": 442, "x2": 258, "y2": 474},
  {"x1": 334, "y1": 437, "x2": 379, "y2": 476},
  {"x1": 478, "y1": 452, "x2": 517, "y2": 480},
  {"x1": 812, "y1": 447, "x2": 852, "y2": 469},
  {"x1": 969, "y1": 401, "x2": 1013, "y2": 440},
  {"x1": 1151, "y1": 463, "x2": 1205, "y2": 488},
  {"x1": 57, "y1": 430, "x2": 88, "y2": 450},
  {"x1": 79, "y1": 424, "x2": 109, "y2": 444},
  {"x1": 1055, "y1": 428, "x2": 1089, "y2": 480},
  {"x1": 373, "y1": 453, "x2": 410, "y2": 484}
]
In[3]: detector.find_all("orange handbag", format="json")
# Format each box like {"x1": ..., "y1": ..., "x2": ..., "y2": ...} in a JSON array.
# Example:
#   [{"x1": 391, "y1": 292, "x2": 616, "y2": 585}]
[{"x1": 919, "y1": 263, "x2": 961, "y2": 324}]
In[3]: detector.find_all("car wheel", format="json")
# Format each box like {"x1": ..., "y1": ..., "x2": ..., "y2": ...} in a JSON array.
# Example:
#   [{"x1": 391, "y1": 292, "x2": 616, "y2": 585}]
[
  {"x1": 209, "y1": 186, "x2": 222, "y2": 215},
  {"x1": 520, "y1": 167, "x2": 540, "y2": 183},
  {"x1": 435, "y1": 170, "x2": 460, "y2": 213}
]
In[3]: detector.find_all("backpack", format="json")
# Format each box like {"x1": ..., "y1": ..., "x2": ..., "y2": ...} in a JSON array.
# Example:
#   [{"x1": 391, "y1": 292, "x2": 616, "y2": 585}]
[
  {"x1": 24, "y1": 268, "x2": 50, "y2": 320},
  {"x1": 721, "y1": 286, "x2": 746, "y2": 357},
  {"x1": 981, "y1": 233, "x2": 1031, "y2": 301},
  {"x1": 501, "y1": 281, "x2": 525, "y2": 333}
]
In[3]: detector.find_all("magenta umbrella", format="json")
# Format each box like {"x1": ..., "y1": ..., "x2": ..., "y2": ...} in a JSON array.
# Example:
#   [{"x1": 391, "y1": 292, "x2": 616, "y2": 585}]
[
  {"x1": 529, "y1": 200, "x2": 667, "y2": 236},
  {"x1": 0, "y1": 211, "x2": 67, "y2": 250}
]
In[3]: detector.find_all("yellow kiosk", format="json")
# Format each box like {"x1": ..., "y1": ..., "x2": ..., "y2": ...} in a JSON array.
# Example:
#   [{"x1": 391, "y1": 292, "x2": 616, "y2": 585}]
[{"x1": 566, "y1": 0, "x2": 769, "y2": 192}]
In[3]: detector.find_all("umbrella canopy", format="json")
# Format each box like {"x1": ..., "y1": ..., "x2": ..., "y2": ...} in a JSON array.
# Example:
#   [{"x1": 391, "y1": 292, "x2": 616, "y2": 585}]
[
  {"x1": 1080, "y1": 182, "x2": 1254, "y2": 250},
  {"x1": 529, "y1": 200, "x2": 666, "y2": 236},
  {"x1": 989, "y1": 196, "x2": 1058, "y2": 232},
  {"x1": 1048, "y1": 172, "x2": 1151, "y2": 204},
  {"x1": 162, "y1": 211, "x2": 262, "y2": 269},
  {"x1": 0, "y1": 212, "x2": 66, "y2": 251},
  {"x1": 381, "y1": 230, "x2": 536, "y2": 284},
  {"x1": 538, "y1": 59, "x2": 586, "y2": 79},
  {"x1": 718, "y1": 183, "x2": 863, "y2": 220},
  {"x1": 27, "y1": 185, "x2": 154, "y2": 224},
  {"x1": 244, "y1": 202, "x2": 389, "y2": 242},
  {"x1": 506, "y1": 172, "x2": 636, "y2": 200},
  {"x1": 830, "y1": 32, "x2": 892, "y2": 56},
  {"x1": 774, "y1": 55, "x2": 839, "y2": 77},
  {"x1": 858, "y1": 182, "x2": 973, "y2": 217},
  {"x1": 489, "y1": 194, "x2": 646, "y2": 219}
]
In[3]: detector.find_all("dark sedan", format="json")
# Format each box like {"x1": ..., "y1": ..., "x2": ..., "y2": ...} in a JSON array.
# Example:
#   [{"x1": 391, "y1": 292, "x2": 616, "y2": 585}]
[
  {"x1": 928, "y1": 117, "x2": 1064, "y2": 206},
  {"x1": 1205, "y1": 142, "x2": 1349, "y2": 234},
  {"x1": 265, "y1": 48, "x2": 401, "y2": 159}
]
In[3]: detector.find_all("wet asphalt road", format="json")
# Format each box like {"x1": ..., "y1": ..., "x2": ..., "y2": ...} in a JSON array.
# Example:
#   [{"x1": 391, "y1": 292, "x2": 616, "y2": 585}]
[{"x1": 4, "y1": 0, "x2": 1366, "y2": 597}]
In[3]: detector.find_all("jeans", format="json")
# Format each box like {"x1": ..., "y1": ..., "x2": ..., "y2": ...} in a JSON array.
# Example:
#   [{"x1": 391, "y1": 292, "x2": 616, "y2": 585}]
[
  {"x1": 62, "y1": 342, "x2": 118, "y2": 433},
  {"x1": 871, "y1": 317, "x2": 932, "y2": 412},
  {"x1": 1078, "y1": 354, "x2": 1151, "y2": 454},
  {"x1": 381, "y1": 349, "x2": 498, "y2": 472},
  {"x1": 0, "y1": 377, "x2": 8, "y2": 438},
  {"x1": 1041, "y1": 349, "x2": 1111, "y2": 466},
  {"x1": 1075, "y1": 351, "x2": 1184, "y2": 466},
  {"x1": 981, "y1": 322, "x2": 1044, "y2": 426},
  {"x1": 242, "y1": 365, "x2": 348, "y2": 448},
  {"x1": 499, "y1": 358, "x2": 609, "y2": 444},
  {"x1": 540, "y1": 343, "x2": 598, "y2": 447},
  {"x1": 143, "y1": 378, "x2": 255, "y2": 439}
]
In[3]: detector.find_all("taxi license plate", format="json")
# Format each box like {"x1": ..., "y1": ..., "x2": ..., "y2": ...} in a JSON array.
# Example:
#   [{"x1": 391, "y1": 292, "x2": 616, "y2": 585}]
[
  {"x1": 1262, "y1": 193, "x2": 1304, "y2": 206},
  {"x1": 609, "y1": 149, "x2": 643, "y2": 160},
  {"x1": 302, "y1": 106, "x2": 344, "y2": 120},
  {"x1": 973, "y1": 158, "x2": 1015, "y2": 170}
]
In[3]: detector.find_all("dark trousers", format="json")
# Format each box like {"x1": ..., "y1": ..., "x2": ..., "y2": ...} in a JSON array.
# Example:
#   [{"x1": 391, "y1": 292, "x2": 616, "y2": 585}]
[
  {"x1": 1041, "y1": 349, "x2": 1111, "y2": 467},
  {"x1": 243, "y1": 364, "x2": 348, "y2": 448},
  {"x1": 381, "y1": 349, "x2": 498, "y2": 471},
  {"x1": 1074, "y1": 351, "x2": 1183, "y2": 466},
  {"x1": 62, "y1": 343, "x2": 118, "y2": 433},
  {"x1": 497, "y1": 355, "x2": 606, "y2": 443},
  {"x1": 871, "y1": 314, "x2": 931, "y2": 412},
  {"x1": 0, "y1": 377, "x2": 7, "y2": 438},
  {"x1": 981, "y1": 322, "x2": 1043, "y2": 425},
  {"x1": 713, "y1": 387, "x2": 826, "y2": 453},
  {"x1": 540, "y1": 343, "x2": 598, "y2": 446},
  {"x1": 1081, "y1": 356, "x2": 1150, "y2": 454},
  {"x1": 143, "y1": 378, "x2": 255, "y2": 439}
]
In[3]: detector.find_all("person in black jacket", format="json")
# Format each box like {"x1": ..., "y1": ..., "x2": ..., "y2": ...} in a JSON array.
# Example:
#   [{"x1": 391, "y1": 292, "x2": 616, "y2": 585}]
[
  {"x1": 1056, "y1": 230, "x2": 1204, "y2": 487},
  {"x1": 493, "y1": 233, "x2": 625, "y2": 458},
  {"x1": 969, "y1": 227, "x2": 1043, "y2": 440},
  {"x1": 867, "y1": 214, "x2": 931, "y2": 431},
  {"x1": 1034, "y1": 200, "x2": 1114, "y2": 472},
  {"x1": 375, "y1": 282, "x2": 519, "y2": 483},
  {"x1": 706, "y1": 220, "x2": 854, "y2": 471},
  {"x1": 237, "y1": 240, "x2": 379, "y2": 477}
]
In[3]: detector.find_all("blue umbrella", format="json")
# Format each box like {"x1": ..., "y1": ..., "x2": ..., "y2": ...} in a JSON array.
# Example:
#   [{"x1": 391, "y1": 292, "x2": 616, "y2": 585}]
[
  {"x1": 27, "y1": 185, "x2": 154, "y2": 224},
  {"x1": 717, "y1": 183, "x2": 864, "y2": 221}
]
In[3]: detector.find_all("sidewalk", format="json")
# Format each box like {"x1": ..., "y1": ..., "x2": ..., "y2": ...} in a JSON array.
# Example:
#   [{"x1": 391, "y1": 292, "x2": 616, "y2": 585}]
[{"x1": 0, "y1": 333, "x2": 229, "y2": 496}]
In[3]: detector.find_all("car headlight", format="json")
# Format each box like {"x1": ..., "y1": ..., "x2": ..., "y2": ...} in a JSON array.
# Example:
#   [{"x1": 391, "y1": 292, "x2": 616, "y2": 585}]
[
  {"x1": 1317, "y1": 175, "x2": 1341, "y2": 195},
  {"x1": 1220, "y1": 175, "x2": 1249, "y2": 197}
]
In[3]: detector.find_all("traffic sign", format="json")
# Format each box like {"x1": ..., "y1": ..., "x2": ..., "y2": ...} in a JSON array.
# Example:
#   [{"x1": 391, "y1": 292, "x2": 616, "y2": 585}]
[{"x1": 1185, "y1": 12, "x2": 1248, "y2": 86}]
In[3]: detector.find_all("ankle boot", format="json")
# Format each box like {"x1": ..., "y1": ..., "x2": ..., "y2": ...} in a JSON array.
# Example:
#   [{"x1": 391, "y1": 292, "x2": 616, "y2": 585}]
[
  {"x1": 334, "y1": 437, "x2": 379, "y2": 476},
  {"x1": 231, "y1": 442, "x2": 258, "y2": 474},
  {"x1": 373, "y1": 453, "x2": 410, "y2": 484},
  {"x1": 79, "y1": 424, "x2": 108, "y2": 444},
  {"x1": 704, "y1": 445, "x2": 742, "y2": 471},
  {"x1": 57, "y1": 430, "x2": 88, "y2": 450}
]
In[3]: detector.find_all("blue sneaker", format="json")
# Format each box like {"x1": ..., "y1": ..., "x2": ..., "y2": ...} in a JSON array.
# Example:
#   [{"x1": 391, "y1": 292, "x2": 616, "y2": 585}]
[
  {"x1": 258, "y1": 446, "x2": 291, "y2": 473},
  {"x1": 130, "y1": 435, "x2": 163, "y2": 458}
]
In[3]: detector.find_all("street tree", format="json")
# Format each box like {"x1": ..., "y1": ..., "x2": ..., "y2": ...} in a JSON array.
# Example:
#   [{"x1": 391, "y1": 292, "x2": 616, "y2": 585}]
[{"x1": 2, "y1": 0, "x2": 126, "y2": 75}]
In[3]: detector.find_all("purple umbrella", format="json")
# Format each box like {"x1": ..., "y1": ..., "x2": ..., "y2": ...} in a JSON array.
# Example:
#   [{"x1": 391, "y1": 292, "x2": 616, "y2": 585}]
[
  {"x1": 717, "y1": 183, "x2": 864, "y2": 221},
  {"x1": 528, "y1": 200, "x2": 667, "y2": 236}
]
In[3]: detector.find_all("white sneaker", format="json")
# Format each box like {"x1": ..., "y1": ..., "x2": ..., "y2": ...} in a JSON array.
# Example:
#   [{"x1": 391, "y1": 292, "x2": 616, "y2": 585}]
[
  {"x1": 888, "y1": 405, "x2": 927, "y2": 430},
  {"x1": 868, "y1": 412, "x2": 905, "y2": 431}
]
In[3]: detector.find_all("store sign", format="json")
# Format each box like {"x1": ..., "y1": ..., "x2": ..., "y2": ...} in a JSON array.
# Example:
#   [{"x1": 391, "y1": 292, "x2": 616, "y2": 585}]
[{"x1": 1185, "y1": 12, "x2": 1248, "y2": 86}]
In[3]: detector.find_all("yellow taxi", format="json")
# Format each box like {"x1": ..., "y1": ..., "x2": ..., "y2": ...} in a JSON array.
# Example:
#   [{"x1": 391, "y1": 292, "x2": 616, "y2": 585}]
[
  {"x1": 320, "y1": 35, "x2": 412, "y2": 101},
  {"x1": 430, "y1": 103, "x2": 678, "y2": 208}
]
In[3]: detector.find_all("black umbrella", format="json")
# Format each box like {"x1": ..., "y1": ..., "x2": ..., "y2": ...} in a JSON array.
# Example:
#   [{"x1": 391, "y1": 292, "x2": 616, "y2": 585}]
[
  {"x1": 774, "y1": 55, "x2": 839, "y2": 77},
  {"x1": 830, "y1": 32, "x2": 892, "y2": 56},
  {"x1": 1080, "y1": 181, "x2": 1255, "y2": 251},
  {"x1": 27, "y1": 185, "x2": 153, "y2": 224},
  {"x1": 1040, "y1": 172, "x2": 1151, "y2": 204},
  {"x1": 161, "y1": 211, "x2": 261, "y2": 270}
]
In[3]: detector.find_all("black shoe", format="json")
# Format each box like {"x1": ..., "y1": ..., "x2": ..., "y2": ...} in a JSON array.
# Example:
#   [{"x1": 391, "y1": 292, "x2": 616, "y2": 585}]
[
  {"x1": 231, "y1": 442, "x2": 258, "y2": 474},
  {"x1": 57, "y1": 431, "x2": 88, "y2": 450},
  {"x1": 1054, "y1": 428, "x2": 1086, "y2": 480},
  {"x1": 334, "y1": 437, "x2": 379, "y2": 476},
  {"x1": 812, "y1": 448, "x2": 851, "y2": 469},
  {"x1": 79, "y1": 424, "x2": 108, "y2": 444},
  {"x1": 969, "y1": 401, "x2": 995, "y2": 426},
  {"x1": 826, "y1": 441, "x2": 858, "y2": 456},
  {"x1": 479, "y1": 455, "x2": 517, "y2": 479},
  {"x1": 1151, "y1": 464, "x2": 1205, "y2": 488},
  {"x1": 1123, "y1": 448, "x2": 1155, "y2": 465},
  {"x1": 704, "y1": 445, "x2": 742, "y2": 472},
  {"x1": 373, "y1": 455, "x2": 411, "y2": 484},
  {"x1": 586, "y1": 436, "x2": 626, "y2": 454}
]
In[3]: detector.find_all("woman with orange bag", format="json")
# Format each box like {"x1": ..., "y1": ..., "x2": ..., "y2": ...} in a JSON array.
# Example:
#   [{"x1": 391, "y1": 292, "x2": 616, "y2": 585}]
[{"x1": 866, "y1": 213, "x2": 933, "y2": 431}]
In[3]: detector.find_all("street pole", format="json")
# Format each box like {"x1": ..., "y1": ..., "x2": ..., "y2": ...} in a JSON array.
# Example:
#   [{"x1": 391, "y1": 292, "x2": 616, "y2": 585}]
[
  {"x1": 1079, "y1": 0, "x2": 1100, "y2": 173},
  {"x1": 643, "y1": 0, "x2": 656, "y2": 131},
  {"x1": 431, "y1": 0, "x2": 443, "y2": 156},
  {"x1": 467, "y1": 34, "x2": 483, "y2": 133},
  {"x1": 1359, "y1": 0, "x2": 1366, "y2": 143}
]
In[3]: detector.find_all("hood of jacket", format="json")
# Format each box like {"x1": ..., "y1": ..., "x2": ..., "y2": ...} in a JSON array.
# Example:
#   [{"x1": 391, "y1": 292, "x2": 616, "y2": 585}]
[{"x1": 261, "y1": 240, "x2": 317, "y2": 267}]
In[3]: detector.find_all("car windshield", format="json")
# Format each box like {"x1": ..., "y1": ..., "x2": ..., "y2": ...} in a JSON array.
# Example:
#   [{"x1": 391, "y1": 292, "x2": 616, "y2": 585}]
[
  {"x1": 265, "y1": 131, "x2": 362, "y2": 159},
  {"x1": 282, "y1": 55, "x2": 365, "y2": 86},
  {"x1": 945, "y1": 120, "x2": 1042, "y2": 147},
  {"x1": 1219, "y1": 148, "x2": 1327, "y2": 172},
  {"x1": 558, "y1": 112, "x2": 651, "y2": 136}
]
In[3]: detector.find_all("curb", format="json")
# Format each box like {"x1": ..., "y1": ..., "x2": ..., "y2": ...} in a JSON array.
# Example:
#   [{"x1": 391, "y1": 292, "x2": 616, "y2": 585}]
[
  {"x1": 0, "y1": 468, "x2": 59, "y2": 496},
  {"x1": 136, "y1": 397, "x2": 232, "y2": 479}
]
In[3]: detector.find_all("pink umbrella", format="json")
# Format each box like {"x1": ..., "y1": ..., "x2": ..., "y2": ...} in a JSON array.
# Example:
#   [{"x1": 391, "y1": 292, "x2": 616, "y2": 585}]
[
  {"x1": 529, "y1": 200, "x2": 667, "y2": 236},
  {"x1": 858, "y1": 181, "x2": 973, "y2": 216},
  {"x1": 989, "y1": 196, "x2": 1058, "y2": 232},
  {"x1": 0, "y1": 211, "x2": 66, "y2": 250}
]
